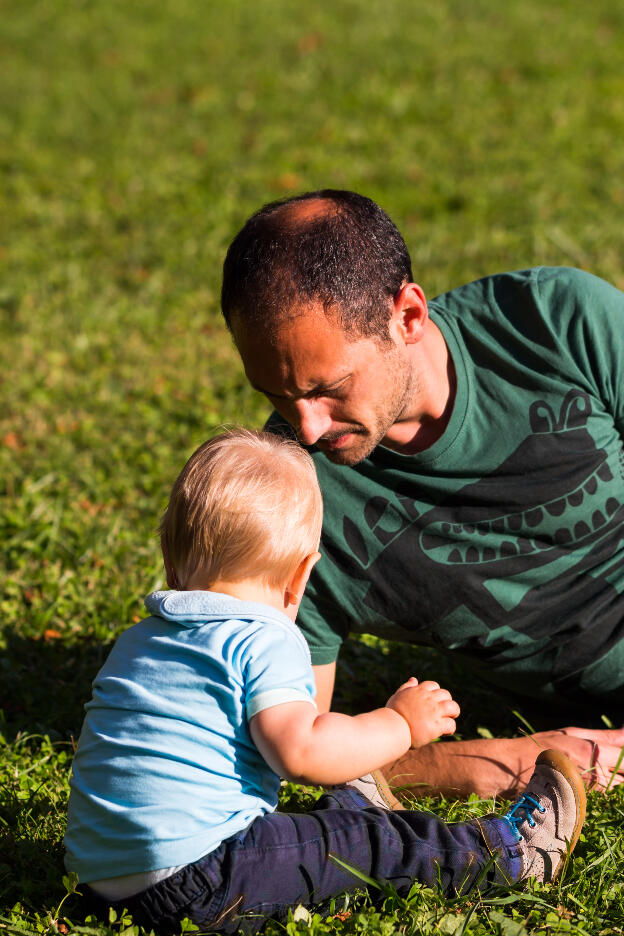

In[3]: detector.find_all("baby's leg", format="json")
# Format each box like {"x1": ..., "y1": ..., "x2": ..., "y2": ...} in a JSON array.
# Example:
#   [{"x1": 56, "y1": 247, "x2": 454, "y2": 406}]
[
  {"x1": 202, "y1": 750, "x2": 584, "y2": 930},
  {"x1": 86, "y1": 752, "x2": 584, "y2": 934},
  {"x1": 82, "y1": 792, "x2": 505, "y2": 934},
  {"x1": 161, "y1": 793, "x2": 516, "y2": 932}
]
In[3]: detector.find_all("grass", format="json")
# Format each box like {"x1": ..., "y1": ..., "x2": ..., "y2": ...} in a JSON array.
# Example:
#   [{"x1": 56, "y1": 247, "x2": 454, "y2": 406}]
[{"x1": 1, "y1": 0, "x2": 624, "y2": 932}]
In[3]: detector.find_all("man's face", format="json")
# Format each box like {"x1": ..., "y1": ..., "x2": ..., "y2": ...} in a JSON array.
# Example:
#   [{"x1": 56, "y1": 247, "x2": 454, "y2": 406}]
[{"x1": 231, "y1": 303, "x2": 416, "y2": 466}]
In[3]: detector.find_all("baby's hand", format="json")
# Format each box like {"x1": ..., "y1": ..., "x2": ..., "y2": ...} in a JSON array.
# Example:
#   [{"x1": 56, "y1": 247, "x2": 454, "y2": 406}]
[{"x1": 386, "y1": 676, "x2": 460, "y2": 749}]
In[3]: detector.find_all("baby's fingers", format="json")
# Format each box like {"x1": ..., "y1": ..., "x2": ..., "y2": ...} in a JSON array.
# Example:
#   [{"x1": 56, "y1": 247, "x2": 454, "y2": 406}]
[
  {"x1": 396, "y1": 676, "x2": 419, "y2": 692},
  {"x1": 434, "y1": 697, "x2": 460, "y2": 722},
  {"x1": 430, "y1": 687, "x2": 455, "y2": 702},
  {"x1": 439, "y1": 717, "x2": 457, "y2": 737},
  {"x1": 444, "y1": 699, "x2": 461, "y2": 718}
]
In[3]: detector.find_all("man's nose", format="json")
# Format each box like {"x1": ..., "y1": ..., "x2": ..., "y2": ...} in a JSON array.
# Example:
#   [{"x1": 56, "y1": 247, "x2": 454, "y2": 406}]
[{"x1": 291, "y1": 399, "x2": 333, "y2": 446}]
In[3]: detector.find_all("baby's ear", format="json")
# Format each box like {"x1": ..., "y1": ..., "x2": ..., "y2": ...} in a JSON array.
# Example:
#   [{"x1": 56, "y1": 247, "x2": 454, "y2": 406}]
[{"x1": 286, "y1": 551, "x2": 322, "y2": 604}]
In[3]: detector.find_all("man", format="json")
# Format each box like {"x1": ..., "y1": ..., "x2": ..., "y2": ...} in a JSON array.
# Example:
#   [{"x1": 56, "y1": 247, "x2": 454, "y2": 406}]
[{"x1": 220, "y1": 189, "x2": 624, "y2": 797}]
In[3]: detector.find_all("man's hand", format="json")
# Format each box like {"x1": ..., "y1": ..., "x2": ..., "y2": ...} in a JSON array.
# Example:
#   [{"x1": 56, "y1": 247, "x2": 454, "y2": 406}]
[
  {"x1": 386, "y1": 676, "x2": 460, "y2": 749},
  {"x1": 549, "y1": 726, "x2": 624, "y2": 791}
]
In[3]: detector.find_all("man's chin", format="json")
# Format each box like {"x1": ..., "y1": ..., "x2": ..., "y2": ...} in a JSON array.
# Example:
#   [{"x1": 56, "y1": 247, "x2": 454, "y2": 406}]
[{"x1": 319, "y1": 436, "x2": 378, "y2": 466}]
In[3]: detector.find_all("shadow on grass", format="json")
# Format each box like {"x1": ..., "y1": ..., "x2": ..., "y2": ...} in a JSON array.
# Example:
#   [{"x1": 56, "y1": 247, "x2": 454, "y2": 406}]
[
  {"x1": 2, "y1": 626, "x2": 619, "y2": 743},
  {"x1": 334, "y1": 636, "x2": 621, "y2": 735},
  {"x1": 0, "y1": 631, "x2": 110, "y2": 912},
  {"x1": 0, "y1": 828, "x2": 66, "y2": 912},
  {"x1": 0, "y1": 827, "x2": 85, "y2": 925},
  {"x1": 0, "y1": 629, "x2": 112, "y2": 741}
]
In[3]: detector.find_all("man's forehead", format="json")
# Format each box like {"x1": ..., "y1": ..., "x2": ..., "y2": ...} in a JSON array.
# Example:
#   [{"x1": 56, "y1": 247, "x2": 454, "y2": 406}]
[
  {"x1": 231, "y1": 299, "x2": 347, "y2": 345},
  {"x1": 231, "y1": 304, "x2": 373, "y2": 392}
]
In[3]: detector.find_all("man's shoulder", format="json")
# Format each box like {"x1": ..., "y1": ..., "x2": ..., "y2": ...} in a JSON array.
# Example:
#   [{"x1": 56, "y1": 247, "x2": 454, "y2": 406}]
[
  {"x1": 432, "y1": 266, "x2": 613, "y2": 307},
  {"x1": 430, "y1": 267, "x2": 622, "y2": 340}
]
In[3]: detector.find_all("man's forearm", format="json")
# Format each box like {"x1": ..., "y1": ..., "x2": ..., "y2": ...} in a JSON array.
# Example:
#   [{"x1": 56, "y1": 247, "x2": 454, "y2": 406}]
[{"x1": 383, "y1": 732, "x2": 595, "y2": 799}]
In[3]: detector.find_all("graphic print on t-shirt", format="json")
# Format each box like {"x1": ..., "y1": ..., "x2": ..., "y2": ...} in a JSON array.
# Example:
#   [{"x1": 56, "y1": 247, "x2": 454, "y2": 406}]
[{"x1": 326, "y1": 389, "x2": 624, "y2": 692}]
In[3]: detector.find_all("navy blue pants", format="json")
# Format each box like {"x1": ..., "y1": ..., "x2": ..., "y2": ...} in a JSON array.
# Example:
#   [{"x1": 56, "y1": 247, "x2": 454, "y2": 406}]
[{"x1": 83, "y1": 789, "x2": 520, "y2": 934}]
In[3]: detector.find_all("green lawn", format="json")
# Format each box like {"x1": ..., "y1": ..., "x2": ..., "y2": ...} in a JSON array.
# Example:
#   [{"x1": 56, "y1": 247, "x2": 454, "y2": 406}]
[{"x1": 1, "y1": 0, "x2": 624, "y2": 932}]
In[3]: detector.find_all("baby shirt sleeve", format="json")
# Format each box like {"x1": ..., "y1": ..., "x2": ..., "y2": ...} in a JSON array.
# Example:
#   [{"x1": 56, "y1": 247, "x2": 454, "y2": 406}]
[{"x1": 243, "y1": 621, "x2": 317, "y2": 721}]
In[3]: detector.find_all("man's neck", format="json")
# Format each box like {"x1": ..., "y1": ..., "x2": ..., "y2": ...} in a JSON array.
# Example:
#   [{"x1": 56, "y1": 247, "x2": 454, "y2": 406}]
[{"x1": 383, "y1": 320, "x2": 456, "y2": 455}]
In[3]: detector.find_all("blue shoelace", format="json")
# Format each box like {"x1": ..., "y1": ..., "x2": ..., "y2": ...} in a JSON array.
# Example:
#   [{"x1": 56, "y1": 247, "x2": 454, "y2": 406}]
[{"x1": 502, "y1": 793, "x2": 546, "y2": 843}]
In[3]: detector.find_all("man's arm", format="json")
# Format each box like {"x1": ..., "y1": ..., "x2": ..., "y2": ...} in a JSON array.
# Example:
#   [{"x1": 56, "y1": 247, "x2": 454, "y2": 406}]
[
  {"x1": 313, "y1": 653, "x2": 624, "y2": 796},
  {"x1": 383, "y1": 727, "x2": 624, "y2": 798},
  {"x1": 312, "y1": 662, "x2": 336, "y2": 714},
  {"x1": 314, "y1": 663, "x2": 624, "y2": 795}
]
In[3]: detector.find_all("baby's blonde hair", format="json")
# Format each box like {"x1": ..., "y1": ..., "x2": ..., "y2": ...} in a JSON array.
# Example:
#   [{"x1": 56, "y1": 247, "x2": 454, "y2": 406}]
[{"x1": 160, "y1": 428, "x2": 323, "y2": 589}]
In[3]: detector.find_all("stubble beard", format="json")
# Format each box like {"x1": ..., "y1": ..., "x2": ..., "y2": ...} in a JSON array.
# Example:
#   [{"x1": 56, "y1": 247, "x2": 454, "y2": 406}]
[{"x1": 320, "y1": 353, "x2": 417, "y2": 467}]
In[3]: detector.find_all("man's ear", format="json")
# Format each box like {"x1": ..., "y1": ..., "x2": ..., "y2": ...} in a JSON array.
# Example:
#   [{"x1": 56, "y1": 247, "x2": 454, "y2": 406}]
[
  {"x1": 285, "y1": 551, "x2": 321, "y2": 606},
  {"x1": 391, "y1": 282, "x2": 428, "y2": 345}
]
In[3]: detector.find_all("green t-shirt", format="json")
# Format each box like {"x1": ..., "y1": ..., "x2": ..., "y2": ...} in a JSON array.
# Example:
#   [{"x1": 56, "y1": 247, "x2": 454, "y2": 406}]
[{"x1": 272, "y1": 267, "x2": 624, "y2": 707}]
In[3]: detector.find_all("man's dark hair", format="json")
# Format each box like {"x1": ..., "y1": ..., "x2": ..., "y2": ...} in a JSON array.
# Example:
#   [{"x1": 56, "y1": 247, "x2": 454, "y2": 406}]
[{"x1": 221, "y1": 189, "x2": 413, "y2": 343}]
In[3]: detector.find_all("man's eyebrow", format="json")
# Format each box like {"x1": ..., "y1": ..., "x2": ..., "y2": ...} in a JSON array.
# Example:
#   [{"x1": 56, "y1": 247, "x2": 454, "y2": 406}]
[{"x1": 252, "y1": 375, "x2": 350, "y2": 400}]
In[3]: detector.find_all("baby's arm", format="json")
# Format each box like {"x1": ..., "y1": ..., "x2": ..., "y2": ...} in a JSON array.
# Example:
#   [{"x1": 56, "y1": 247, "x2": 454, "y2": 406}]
[{"x1": 249, "y1": 677, "x2": 459, "y2": 785}]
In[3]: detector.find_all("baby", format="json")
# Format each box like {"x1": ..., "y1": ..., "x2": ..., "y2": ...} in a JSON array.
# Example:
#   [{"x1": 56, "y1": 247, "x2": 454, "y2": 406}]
[{"x1": 65, "y1": 429, "x2": 586, "y2": 934}]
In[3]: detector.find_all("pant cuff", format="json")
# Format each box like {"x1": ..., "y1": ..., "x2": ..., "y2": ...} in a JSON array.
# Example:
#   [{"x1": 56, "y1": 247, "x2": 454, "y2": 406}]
[
  {"x1": 318, "y1": 786, "x2": 372, "y2": 811},
  {"x1": 474, "y1": 815, "x2": 523, "y2": 885}
]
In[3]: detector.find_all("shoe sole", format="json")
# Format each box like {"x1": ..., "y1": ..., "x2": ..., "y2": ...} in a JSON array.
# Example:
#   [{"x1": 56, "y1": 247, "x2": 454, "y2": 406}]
[
  {"x1": 536, "y1": 748, "x2": 587, "y2": 879},
  {"x1": 365, "y1": 768, "x2": 403, "y2": 810}
]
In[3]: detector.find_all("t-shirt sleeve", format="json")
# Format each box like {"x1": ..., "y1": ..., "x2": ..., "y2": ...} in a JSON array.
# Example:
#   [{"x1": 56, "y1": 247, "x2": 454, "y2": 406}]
[
  {"x1": 535, "y1": 267, "x2": 624, "y2": 437},
  {"x1": 297, "y1": 580, "x2": 348, "y2": 665},
  {"x1": 243, "y1": 623, "x2": 317, "y2": 720}
]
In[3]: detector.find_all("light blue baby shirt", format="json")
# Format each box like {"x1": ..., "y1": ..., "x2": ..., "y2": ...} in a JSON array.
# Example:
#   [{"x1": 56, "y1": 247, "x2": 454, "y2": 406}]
[{"x1": 65, "y1": 590, "x2": 316, "y2": 881}]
